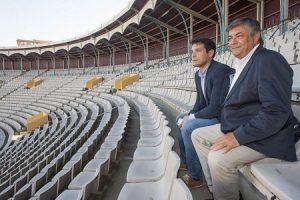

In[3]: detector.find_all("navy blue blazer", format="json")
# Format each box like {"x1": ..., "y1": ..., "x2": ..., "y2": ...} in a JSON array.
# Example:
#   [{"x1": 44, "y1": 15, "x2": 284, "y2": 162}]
[
  {"x1": 221, "y1": 45, "x2": 297, "y2": 162},
  {"x1": 190, "y1": 60, "x2": 232, "y2": 119}
]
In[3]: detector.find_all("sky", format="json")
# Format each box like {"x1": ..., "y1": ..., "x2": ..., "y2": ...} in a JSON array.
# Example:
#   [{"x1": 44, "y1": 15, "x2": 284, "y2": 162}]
[{"x1": 0, "y1": 0, "x2": 132, "y2": 47}]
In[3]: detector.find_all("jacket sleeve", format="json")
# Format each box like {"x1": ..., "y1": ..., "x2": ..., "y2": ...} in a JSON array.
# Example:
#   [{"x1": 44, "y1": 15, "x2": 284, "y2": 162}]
[
  {"x1": 193, "y1": 65, "x2": 231, "y2": 119},
  {"x1": 233, "y1": 51, "x2": 293, "y2": 145}
]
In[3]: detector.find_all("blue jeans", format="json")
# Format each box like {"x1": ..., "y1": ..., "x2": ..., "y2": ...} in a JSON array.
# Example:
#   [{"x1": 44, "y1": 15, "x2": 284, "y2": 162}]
[{"x1": 176, "y1": 113, "x2": 218, "y2": 179}]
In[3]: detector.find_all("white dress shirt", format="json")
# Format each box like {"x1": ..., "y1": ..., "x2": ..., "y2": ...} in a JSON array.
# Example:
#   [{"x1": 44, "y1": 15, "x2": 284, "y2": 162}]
[
  {"x1": 189, "y1": 62, "x2": 211, "y2": 119},
  {"x1": 228, "y1": 44, "x2": 259, "y2": 93}
]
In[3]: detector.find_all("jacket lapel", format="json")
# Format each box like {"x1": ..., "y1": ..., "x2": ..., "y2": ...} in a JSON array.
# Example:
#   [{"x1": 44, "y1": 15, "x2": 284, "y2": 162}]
[
  {"x1": 203, "y1": 60, "x2": 214, "y2": 102},
  {"x1": 225, "y1": 45, "x2": 263, "y2": 102}
]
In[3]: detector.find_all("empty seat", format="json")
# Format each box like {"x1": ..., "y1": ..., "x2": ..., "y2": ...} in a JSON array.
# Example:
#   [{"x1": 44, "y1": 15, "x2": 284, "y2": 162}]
[
  {"x1": 250, "y1": 161, "x2": 300, "y2": 200},
  {"x1": 0, "y1": 184, "x2": 14, "y2": 200},
  {"x1": 169, "y1": 179, "x2": 193, "y2": 200},
  {"x1": 126, "y1": 148, "x2": 171, "y2": 183},
  {"x1": 41, "y1": 162, "x2": 57, "y2": 181},
  {"x1": 99, "y1": 142, "x2": 118, "y2": 162},
  {"x1": 14, "y1": 183, "x2": 32, "y2": 200},
  {"x1": 52, "y1": 168, "x2": 72, "y2": 195},
  {"x1": 56, "y1": 189, "x2": 83, "y2": 200},
  {"x1": 0, "y1": 179, "x2": 9, "y2": 193},
  {"x1": 118, "y1": 151, "x2": 181, "y2": 200},
  {"x1": 68, "y1": 171, "x2": 99, "y2": 200},
  {"x1": 138, "y1": 126, "x2": 171, "y2": 147},
  {"x1": 63, "y1": 158, "x2": 82, "y2": 179},
  {"x1": 83, "y1": 158, "x2": 109, "y2": 175},
  {"x1": 14, "y1": 174, "x2": 27, "y2": 194},
  {"x1": 29, "y1": 171, "x2": 47, "y2": 196},
  {"x1": 140, "y1": 118, "x2": 168, "y2": 138},
  {"x1": 34, "y1": 181, "x2": 58, "y2": 200},
  {"x1": 133, "y1": 136, "x2": 174, "y2": 161}
]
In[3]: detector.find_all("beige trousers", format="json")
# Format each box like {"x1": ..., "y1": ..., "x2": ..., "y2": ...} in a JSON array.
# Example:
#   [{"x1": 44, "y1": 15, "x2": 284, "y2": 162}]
[{"x1": 191, "y1": 124, "x2": 267, "y2": 200}]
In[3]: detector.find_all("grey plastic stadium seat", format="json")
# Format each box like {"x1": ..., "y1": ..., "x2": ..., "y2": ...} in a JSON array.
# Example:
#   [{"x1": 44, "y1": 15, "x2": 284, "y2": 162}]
[
  {"x1": 100, "y1": 142, "x2": 118, "y2": 162},
  {"x1": 68, "y1": 171, "x2": 99, "y2": 200},
  {"x1": 238, "y1": 158, "x2": 286, "y2": 200},
  {"x1": 41, "y1": 162, "x2": 57, "y2": 181},
  {"x1": 56, "y1": 189, "x2": 83, "y2": 200},
  {"x1": 169, "y1": 179, "x2": 193, "y2": 200},
  {"x1": 83, "y1": 158, "x2": 109, "y2": 175},
  {"x1": 118, "y1": 151, "x2": 180, "y2": 200},
  {"x1": 250, "y1": 161, "x2": 300, "y2": 200},
  {"x1": 0, "y1": 184, "x2": 14, "y2": 199},
  {"x1": 14, "y1": 174, "x2": 27, "y2": 194},
  {"x1": 14, "y1": 183, "x2": 32, "y2": 200},
  {"x1": 34, "y1": 181, "x2": 58, "y2": 200},
  {"x1": 126, "y1": 145, "x2": 171, "y2": 183},
  {"x1": 63, "y1": 157, "x2": 82, "y2": 179},
  {"x1": 133, "y1": 136, "x2": 174, "y2": 161},
  {"x1": 138, "y1": 126, "x2": 171, "y2": 147},
  {"x1": 0, "y1": 179, "x2": 9, "y2": 193},
  {"x1": 71, "y1": 150, "x2": 88, "y2": 168},
  {"x1": 140, "y1": 118, "x2": 168, "y2": 138},
  {"x1": 29, "y1": 171, "x2": 47, "y2": 195},
  {"x1": 52, "y1": 168, "x2": 72, "y2": 195},
  {"x1": 10, "y1": 171, "x2": 21, "y2": 185},
  {"x1": 93, "y1": 148, "x2": 111, "y2": 160}
]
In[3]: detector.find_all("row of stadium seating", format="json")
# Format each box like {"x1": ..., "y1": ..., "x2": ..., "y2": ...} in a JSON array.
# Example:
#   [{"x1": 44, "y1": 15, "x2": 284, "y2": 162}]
[
  {"x1": 0, "y1": 62, "x2": 299, "y2": 200},
  {"x1": 0, "y1": 72, "x2": 130, "y2": 199},
  {"x1": 0, "y1": 18, "x2": 299, "y2": 200},
  {"x1": 117, "y1": 91, "x2": 192, "y2": 200}
]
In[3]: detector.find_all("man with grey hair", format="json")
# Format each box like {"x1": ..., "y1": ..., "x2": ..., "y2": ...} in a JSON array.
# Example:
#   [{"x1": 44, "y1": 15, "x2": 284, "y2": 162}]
[{"x1": 191, "y1": 18, "x2": 296, "y2": 199}]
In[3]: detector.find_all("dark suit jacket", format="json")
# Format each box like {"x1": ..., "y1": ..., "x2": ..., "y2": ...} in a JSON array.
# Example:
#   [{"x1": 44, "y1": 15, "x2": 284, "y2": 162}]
[
  {"x1": 221, "y1": 45, "x2": 297, "y2": 161},
  {"x1": 190, "y1": 60, "x2": 232, "y2": 120}
]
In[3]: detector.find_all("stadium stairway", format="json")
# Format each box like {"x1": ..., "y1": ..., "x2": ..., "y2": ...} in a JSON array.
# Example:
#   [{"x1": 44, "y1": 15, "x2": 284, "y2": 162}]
[{"x1": 96, "y1": 98, "x2": 141, "y2": 200}]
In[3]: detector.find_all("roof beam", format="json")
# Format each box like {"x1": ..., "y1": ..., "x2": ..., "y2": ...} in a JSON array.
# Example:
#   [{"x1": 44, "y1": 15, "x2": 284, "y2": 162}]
[
  {"x1": 82, "y1": 45, "x2": 106, "y2": 55},
  {"x1": 0, "y1": 54, "x2": 10, "y2": 61},
  {"x1": 83, "y1": 52, "x2": 94, "y2": 57},
  {"x1": 119, "y1": 35, "x2": 143, "y2": 48},
  {"x1": 98, "y1": 39, "x2": 124, "y2": 52},
  {"x1": 247, "y1": 0, "x2": 264, "y2": 3},
  {"x1": 144, "y1": 14, "x2": 187, "y2": 36},
  {"x1": 104, "y1": 42, "x2": 124, "y2": 53},
  {"x1": 163, "y1": 0, "x2": 217, "y2": 24},
  {"x1": 93, "y1": 47, "x2": 106, "y2": 54},
  {"x1": 67, "y1": 53, "x2": 78, "y2": 59},
  {"x1": 129, "y1": 26, "x2": 163, "y2": 44}
]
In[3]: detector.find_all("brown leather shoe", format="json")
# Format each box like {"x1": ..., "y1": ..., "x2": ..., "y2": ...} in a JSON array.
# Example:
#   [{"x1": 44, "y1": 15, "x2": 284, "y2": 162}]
[
  {"x1": 182, "y1": 174, "x2": 205, "y2": 188},
  {"x1": 180, "y1": 163, "x2": 187, "y2": 171}
]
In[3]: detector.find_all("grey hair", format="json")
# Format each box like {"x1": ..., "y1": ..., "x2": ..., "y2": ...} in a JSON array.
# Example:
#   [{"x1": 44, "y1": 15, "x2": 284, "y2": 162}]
[{"x1": 226, "y1": 18, "x2": 263, "y2": 45}]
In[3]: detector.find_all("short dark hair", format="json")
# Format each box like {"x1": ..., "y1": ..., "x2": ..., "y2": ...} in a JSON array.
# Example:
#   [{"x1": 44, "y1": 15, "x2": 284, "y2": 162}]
[
  {"x1": 226, "y1": 17, "x2": 264, "y2": 45},
  {"x1": 191, "y1": 37, "x2": 216, "y2": 58}
]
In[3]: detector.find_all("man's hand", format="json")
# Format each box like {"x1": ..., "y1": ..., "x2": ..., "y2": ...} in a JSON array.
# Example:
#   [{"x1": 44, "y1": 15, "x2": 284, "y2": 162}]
[
  {"x1": 211, "y1": 132, "x2": 240, "y2": 153},
  {"x1": 178, "y1": 115, "x2": 189, "y2": 128}
]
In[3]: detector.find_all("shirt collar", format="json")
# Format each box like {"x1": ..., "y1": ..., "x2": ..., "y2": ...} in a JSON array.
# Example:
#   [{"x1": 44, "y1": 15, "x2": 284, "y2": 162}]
[
  {"x1": 235, "y1": 44, "x2": 259, "y2": 65},
  {"x1": 198, "y1": 61, "x2": 211, "y2": 78}
]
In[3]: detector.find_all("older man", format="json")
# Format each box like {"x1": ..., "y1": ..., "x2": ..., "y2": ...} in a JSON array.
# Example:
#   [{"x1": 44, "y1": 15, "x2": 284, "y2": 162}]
[{"x1": 192, "y1": 18, "x2": 296, "y2": 199}]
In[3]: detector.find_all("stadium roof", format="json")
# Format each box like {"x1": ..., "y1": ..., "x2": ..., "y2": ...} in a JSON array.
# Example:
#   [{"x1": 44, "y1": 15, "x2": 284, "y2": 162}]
[{"x1": 0, "y1": 0, "x2": 298, "y2": 62}]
